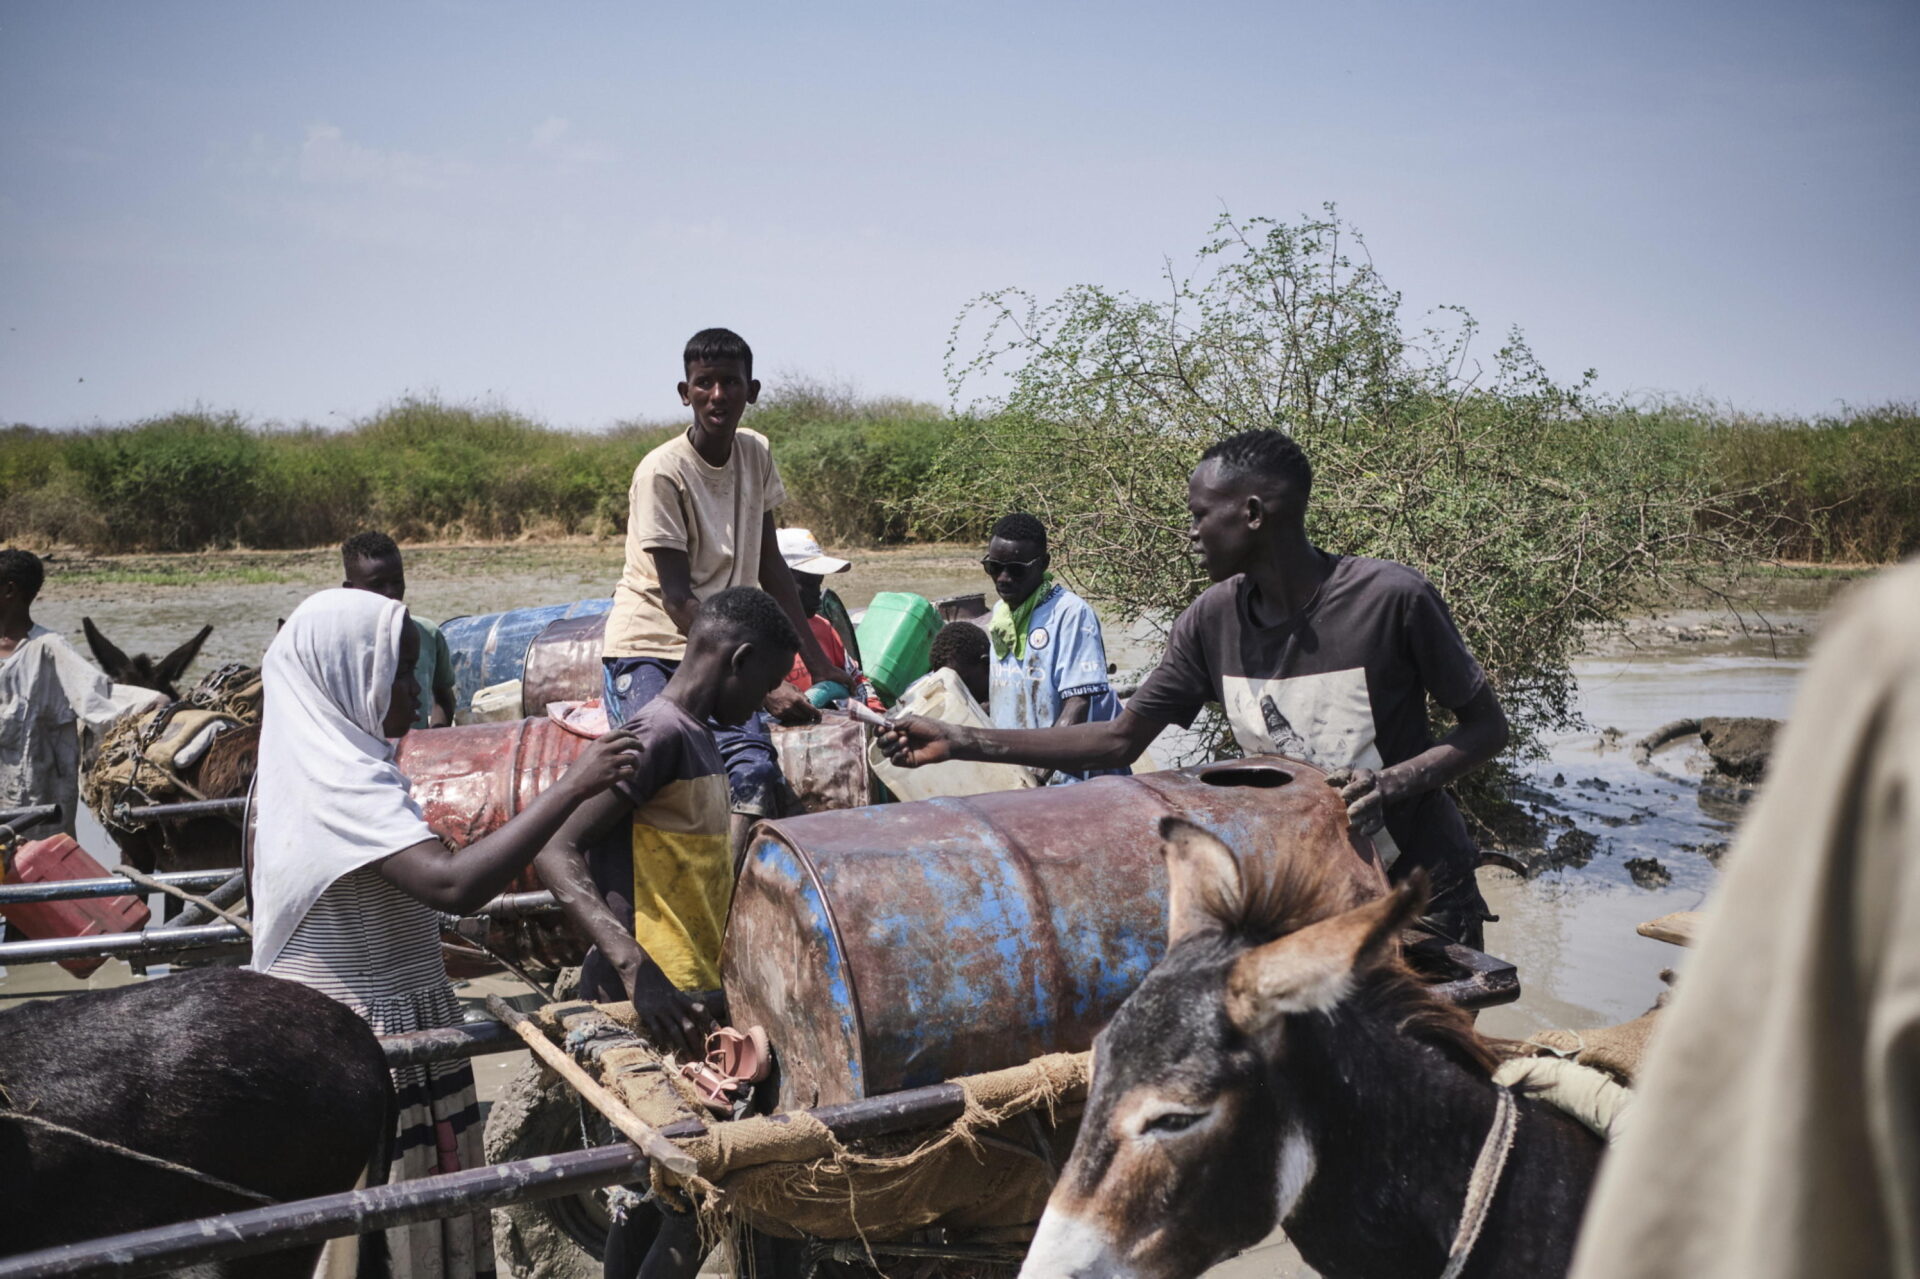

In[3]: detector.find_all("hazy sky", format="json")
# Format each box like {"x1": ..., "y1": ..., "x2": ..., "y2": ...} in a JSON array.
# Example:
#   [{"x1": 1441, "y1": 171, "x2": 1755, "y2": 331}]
[{"x1": 3, "y1": 1, "x2": 1914, "y2": 430}]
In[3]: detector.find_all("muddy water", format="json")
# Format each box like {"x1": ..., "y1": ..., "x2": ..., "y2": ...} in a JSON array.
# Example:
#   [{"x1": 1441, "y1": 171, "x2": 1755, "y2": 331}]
[{"x1": 0, "y1": 547, "x2": 1860, "y2": 1275}]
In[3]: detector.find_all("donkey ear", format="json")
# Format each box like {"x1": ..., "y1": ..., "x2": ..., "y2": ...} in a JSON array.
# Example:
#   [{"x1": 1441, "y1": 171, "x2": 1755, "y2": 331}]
[
  {"x1": 155, "y1": 624, "x2": 213, "y2": 684},
  {"x1": 1224, "y1": 878, "x2": 1428, "y2": 1035},
  {"x1": 82, "y1": 617, "x2": 134, "y2": 682},
  {"x1": 1160, "y1": 816, "x2": 1242, "y2": 946}
]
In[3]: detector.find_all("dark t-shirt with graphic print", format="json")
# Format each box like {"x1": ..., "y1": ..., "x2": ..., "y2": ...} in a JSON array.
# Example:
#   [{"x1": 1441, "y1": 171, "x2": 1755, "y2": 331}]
[{"x1": 1127, "y1": 553, "x2": 1488, "y2": 885}]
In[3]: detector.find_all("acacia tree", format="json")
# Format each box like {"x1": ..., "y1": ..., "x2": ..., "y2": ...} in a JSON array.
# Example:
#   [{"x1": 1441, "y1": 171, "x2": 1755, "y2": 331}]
[{"x1": 920, "y1": 209, "x2": 1760, "y2": 776}]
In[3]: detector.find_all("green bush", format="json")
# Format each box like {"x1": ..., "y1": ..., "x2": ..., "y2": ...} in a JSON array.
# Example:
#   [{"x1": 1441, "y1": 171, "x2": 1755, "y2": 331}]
[
  {"x1": 748, "y1": 382, "x2": 947, "y2": 544},
  {"x1": 919, "y1": 208, "x2": 1768, "y2": 767},
  {"x1": 0, "y1": 394, "x2": 944, "y2": 553},
  {"x1": 1693, "y1": 403, "x2": 1920, "y2": 562},
  {"x1": 62, "y1": 412, "x2": 266, "y2": 551}
]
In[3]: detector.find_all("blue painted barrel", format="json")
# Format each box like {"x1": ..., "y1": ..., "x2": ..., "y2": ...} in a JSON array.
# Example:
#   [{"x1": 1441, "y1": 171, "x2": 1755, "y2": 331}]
[
  {"x1": 721, "y1": 757, "x2": 1387, "y2": 1110},
  {"x1": 442, "y1": 597, "x2": 613, "y2": 711}
]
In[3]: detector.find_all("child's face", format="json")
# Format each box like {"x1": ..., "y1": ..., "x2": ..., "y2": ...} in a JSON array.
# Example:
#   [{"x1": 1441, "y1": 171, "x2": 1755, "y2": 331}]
[
  {"x1": 955, "y1": 651, "x2": 991, "y2": 706},
  {"x1": 715, "y1": 643, "x2": 797, "y2": 726},
  {"x1": 679, "y1": 357, "x2": 760, "y2": 437},
  {"x1": 345, "y1": 553, "x2": 406, "y2": 602}
]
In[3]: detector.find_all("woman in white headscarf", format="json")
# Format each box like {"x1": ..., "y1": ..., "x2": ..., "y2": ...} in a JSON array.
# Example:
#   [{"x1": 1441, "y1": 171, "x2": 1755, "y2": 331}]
[{"x1": 252, "y1": 588, "x2": 638, "y2": 1279}]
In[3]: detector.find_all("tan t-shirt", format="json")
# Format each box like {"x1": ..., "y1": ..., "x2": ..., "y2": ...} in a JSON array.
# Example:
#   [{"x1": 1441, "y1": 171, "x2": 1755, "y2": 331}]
[{"x1": 603, "y1": 427, "x2": 788, "y2": 660}]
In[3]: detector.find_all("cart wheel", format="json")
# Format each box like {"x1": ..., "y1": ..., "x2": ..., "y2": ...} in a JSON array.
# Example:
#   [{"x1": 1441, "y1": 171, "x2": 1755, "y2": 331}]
[{"x1": 485, "y1": 1057, "x2": 615, "y2": 1278}]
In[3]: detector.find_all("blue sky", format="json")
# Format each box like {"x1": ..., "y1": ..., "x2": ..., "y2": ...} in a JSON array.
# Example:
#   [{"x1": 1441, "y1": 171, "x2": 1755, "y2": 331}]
[{"x1": 2, "y1": 0, "x2": 1914, "y2": 429}]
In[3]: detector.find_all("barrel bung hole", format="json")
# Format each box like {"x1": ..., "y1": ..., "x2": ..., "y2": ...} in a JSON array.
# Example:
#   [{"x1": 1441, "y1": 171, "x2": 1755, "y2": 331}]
[{"x1": 1198, "y1": 764, "x2": 1294, "y2": 789}]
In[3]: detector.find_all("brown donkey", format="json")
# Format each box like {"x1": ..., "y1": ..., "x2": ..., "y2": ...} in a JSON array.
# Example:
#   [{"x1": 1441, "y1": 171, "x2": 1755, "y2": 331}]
[{"x1": 1020, "y1": 818, "x2": 1604, "y2": 1279}]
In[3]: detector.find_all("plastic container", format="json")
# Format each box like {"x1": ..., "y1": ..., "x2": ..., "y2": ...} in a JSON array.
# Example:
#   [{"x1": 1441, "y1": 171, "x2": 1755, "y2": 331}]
[
  {"x1": 853, "y1": 592, "x2": 940, "y2": 703},
  {"x1": 869, "y1": 669, "x2": 1036, "y2": 802},
  {"x1": 0, "y1": 835, "x2": 152, "y2": 977},
  {"x1": 723, "y1": 756, "x2": 1386, "y2": 1109},
  {"x1": 465, "y1": 680, "x2": 526, "y2": 724}
]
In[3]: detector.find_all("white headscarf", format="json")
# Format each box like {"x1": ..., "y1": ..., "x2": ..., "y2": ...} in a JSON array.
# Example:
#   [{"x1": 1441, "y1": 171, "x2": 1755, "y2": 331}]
[{"x1": 249, "y1": 588, "x2": 435, "y2": 973}]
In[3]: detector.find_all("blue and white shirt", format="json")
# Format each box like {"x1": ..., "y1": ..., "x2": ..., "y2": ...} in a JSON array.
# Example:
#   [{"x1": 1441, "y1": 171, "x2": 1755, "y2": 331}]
[{"x1": 988, "y1": 584, "x2": 1128, "y2": 784}]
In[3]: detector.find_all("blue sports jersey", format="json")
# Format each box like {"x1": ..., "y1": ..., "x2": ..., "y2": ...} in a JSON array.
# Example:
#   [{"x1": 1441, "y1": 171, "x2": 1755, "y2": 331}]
[{"x1": 987, "y1": 584, "x2": 1128, "y2": 784}]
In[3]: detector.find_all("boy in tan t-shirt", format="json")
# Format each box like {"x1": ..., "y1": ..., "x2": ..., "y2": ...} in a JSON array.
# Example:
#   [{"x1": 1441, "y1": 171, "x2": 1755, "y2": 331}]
[{"x1": 601, "y1": 328, "x2": 848, "y2": 841}]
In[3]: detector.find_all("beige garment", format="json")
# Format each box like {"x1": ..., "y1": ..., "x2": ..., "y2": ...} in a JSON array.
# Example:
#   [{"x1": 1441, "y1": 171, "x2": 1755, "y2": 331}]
[
  {"x1": 1569, "y1": 559, "x2": 1920, "y2": 1279},
  {"x1": 603, "y1": 427, "x2": 787, "y2": 660},
  {"x1": 0, "y1": 625, "x2": 119, "y2": 841}
]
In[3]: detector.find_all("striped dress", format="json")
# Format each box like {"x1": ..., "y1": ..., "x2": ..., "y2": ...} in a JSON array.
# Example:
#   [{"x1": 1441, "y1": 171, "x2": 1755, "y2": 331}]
[{"x1": 267, "y1": 865, "x2": 495, "y2": 1279}]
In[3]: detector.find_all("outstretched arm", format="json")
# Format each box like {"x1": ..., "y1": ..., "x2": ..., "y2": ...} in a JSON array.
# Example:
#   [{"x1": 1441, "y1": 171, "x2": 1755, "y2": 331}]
[
  {"x1": 1334, "y1": 685, "x2": 1509, "y2": 835},
  {"x1": 377, "y1": 727, "x2": 642, "y2": 914},
  {"x1": 879, "y1": 707, "x2": 1164, "y2": 775}
]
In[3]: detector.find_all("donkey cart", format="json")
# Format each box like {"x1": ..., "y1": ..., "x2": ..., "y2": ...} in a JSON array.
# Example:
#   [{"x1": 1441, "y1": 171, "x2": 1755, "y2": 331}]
[{"x1": 0, "y1": 758, "x2": 1516, "y2": 1279}]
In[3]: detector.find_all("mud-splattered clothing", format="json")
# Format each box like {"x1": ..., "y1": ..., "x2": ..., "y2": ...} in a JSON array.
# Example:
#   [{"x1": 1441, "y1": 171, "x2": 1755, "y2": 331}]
[
  {"x1": 987, "y1": 584, "x2": 1126, "y2": 784},
  {"x1": 580, "y1": 695, "x2": 731, "y2": 996},
  {"x1": 603, "y1": 427, "x2": 787, "y2": 661},
  {"x1": 0, "y1": 625, "x2": 118, "y2": 843},
  {"x1": 1128, "y1": 554, "x2": 1488, "y2": 883}
]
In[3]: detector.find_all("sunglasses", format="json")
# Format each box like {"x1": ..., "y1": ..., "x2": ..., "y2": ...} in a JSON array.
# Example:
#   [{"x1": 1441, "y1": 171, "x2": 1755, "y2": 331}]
[{"x1": 980, "y1": 556, "x2": 1044, "y2": 577}]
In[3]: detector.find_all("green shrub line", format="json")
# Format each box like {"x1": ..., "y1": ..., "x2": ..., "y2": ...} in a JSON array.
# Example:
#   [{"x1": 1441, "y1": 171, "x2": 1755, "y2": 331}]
[
  {"x1": 1, "y1": 395, "x2": 1913, "y2": 562},
  {"x1": 0, "y1": 385, "x2": 948, "y2": 553}
]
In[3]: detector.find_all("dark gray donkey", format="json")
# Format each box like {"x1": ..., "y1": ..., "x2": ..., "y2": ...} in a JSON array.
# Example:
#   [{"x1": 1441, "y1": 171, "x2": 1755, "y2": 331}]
[
  {"x1": 82, "y1": 617, "x2": 213, "y2": 700},
  {"x1": 0, "y1": 968, "x2": 394, "y2": 1277},
  {"x1": 1019, "y1": 817, "x2": 1604, "y2": 1279}
]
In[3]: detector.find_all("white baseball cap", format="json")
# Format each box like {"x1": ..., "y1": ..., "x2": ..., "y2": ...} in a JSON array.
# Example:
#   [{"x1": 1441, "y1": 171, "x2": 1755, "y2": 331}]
[{"x1": 777, "y1": 527, "x2": 852, "y2": 575}]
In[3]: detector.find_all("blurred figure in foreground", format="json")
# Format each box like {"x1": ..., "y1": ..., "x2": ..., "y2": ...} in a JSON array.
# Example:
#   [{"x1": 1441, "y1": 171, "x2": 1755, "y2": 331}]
[{"x1": 1569, "y1": 559, "x2": 1920, "y2": 1279}]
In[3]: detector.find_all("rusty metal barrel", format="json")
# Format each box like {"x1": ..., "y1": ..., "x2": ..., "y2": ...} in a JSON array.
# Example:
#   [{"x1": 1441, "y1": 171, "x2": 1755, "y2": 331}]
[
  {"x1": 442, "y1": 597, "x2": 613, "y2": 712},
  {"x1": 722, "y1": 756, "x2": 1386, "y2": 1110},
  {"x1": 396, "y1": 716, "x2": 593, "y2": 845},
  {"x1": 395, "y1": 717, "x2": 595, "y2": 971},
  {"x1": 520, "y1": 611, "x2": 611, "y2": 715}
]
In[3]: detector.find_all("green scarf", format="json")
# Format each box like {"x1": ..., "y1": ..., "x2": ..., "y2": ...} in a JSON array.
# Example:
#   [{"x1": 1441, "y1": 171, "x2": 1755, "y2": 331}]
[{"x1": 989, "y1": 574, "x2": 1055, "y2": 660}]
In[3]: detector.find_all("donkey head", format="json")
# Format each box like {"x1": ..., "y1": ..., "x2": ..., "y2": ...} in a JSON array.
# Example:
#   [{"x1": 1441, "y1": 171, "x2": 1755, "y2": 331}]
[
  {"x1": 82, "y1": 619, "x2": 212, "y2": 700},
  {"x1": 1020, "y1": 817, "x2": 1426, "y2": 1279}
]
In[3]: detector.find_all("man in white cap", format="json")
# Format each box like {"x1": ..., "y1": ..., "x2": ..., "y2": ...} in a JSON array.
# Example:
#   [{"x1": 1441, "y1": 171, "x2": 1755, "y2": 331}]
[{"x1": 775, "y1": 528, "x2": 859, "y2": 703}]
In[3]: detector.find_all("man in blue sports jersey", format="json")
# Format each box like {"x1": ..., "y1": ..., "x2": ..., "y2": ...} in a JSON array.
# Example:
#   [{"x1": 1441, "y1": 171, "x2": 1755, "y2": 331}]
[{"x1": 979, "y1": 512, "x2": 1127, "y2": 784}]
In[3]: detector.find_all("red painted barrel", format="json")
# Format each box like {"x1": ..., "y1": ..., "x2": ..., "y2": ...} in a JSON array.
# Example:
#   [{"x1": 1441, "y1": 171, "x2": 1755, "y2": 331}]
[
  {"x1": 396, "y1": 717, "x2": 592, "y2": 846},
  {"x1": 723, "y1": 756, "x2": 1386, "y2": 1110},
  {"x1": 0, "y1": 835, "x2": 153, "y2": 977},
  {"x1": 395, "y1": 718, "x2": 595, "y2": 971},
  {"x1": 519, "y1": 613, "x2": 610, "y2": 717}
]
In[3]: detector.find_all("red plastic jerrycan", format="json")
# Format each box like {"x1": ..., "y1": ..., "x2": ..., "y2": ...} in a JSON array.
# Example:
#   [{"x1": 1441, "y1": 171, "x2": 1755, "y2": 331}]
[{"x1": 0, "y1": 835, "x2": 151, "y2": 977}]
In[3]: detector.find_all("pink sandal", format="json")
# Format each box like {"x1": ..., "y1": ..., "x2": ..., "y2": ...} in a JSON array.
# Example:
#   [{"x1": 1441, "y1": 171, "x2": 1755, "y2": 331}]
[{"x1": 679, "y1": 1025, "x2": 770, "y2": 1114}]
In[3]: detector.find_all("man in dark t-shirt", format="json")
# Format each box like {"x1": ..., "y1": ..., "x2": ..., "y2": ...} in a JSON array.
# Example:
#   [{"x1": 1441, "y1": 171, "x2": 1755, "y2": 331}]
[{"x1": 878, "y1": 429, "x2": 1510, "y2": 946}]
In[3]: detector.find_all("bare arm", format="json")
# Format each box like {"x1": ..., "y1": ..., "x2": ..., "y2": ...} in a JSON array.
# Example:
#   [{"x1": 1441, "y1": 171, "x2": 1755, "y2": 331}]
[
  {"x1": 879, "y1": 707, "x2": 1164, "y2": 775},
  {"x1": 647, "y1": 548, "x2": 700, "y2": 637},
  {"x1": 1055, "y1": 694, "x2": 1092, "y2": 728},
  {"x1": 1336, "y1": 685, "x2": 1510, "y2": 835},
  {"x1": 533, "y1": 789, "x2": 647, "y2": 979},
  {"x1": 757, "y1": 512, "x2": 851, "y2": 685},
  {"x1": 429, "y1": 687, "x2": 455, "y2": 729},
  {"x1": 377, "y1": 727, "x2": 642, "y2": 914},
  {"x1": 532, "y1": 787, "x2": 716, "y2": 1058}
]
